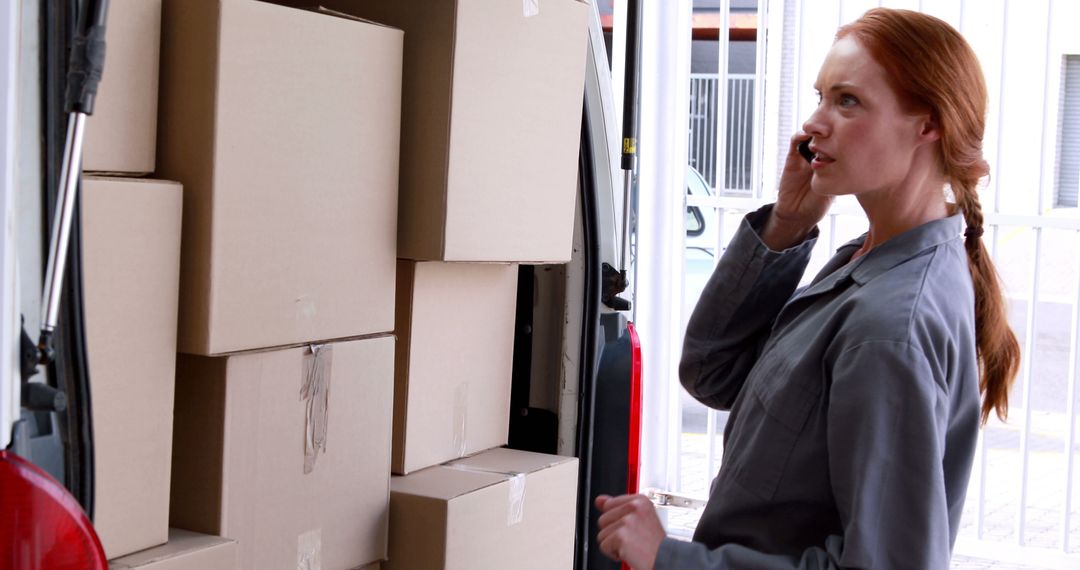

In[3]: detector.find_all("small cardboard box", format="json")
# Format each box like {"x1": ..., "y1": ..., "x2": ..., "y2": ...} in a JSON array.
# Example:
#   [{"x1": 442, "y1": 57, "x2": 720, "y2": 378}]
[
  {"x1": 393, "y1": 261, "x2": 517, "y2": 474},
  {"x1": 108, "y1": 529, "x2": 237, "y2": 570},
  {"x1": 84, "y1": 0, "x2": 162, "y2": 174},
  {"x1": 157, "y1": 0, "x2": 403, "y2": 355},
  {"x1": 170, "y1": 336, "x2": 394, "y2": 570},
  {"x1": 83, "y1": 176, "x2": 183, "y2": 558},
  {"x1": 386, "y1": 448, "x2": 578, "y2": 570},
  {"x1": 271, "y1": 0, "x2": 590, "y2": 262}
]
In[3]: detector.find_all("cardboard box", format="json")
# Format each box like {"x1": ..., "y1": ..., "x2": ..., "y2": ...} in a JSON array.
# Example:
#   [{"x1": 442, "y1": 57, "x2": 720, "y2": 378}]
[
  {"x1": 157, "y1": 0, "x2": 403, "y2": 355},
  {"x1": 273, "y1": 0, "x2": 589, "y2": 262},
  {"x1": 386, "y1": 448, "x2": 578, "y2": 570},
  {"x1": 170, "y1": 336, "x2": 394, "y2": 570},
  {"x1": 84, "y1": 0, "x2": 162, "y2": 174},
  {"x1": 108, "y1": 529, "x2": 237, "y2": 570},
  {"x1": 393, "y1": 261, "x2": 517, "y2": 474},
  {"x1": 83, "y1": 176, "x2": 183, "y2": 558}
]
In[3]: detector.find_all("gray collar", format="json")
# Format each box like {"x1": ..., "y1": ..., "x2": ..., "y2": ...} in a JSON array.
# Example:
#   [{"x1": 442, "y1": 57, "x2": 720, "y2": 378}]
[
  {"x1": 841, "y1": 213, "x2": 965, "y2": 286},
  {"x1": 798, "y1": 213, "x2": 965, "y2": 300}
]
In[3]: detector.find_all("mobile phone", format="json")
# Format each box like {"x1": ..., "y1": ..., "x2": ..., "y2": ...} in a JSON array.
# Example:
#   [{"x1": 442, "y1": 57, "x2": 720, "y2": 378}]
[{"x1": 797, "y1": 139, "x2": 814, "y2": 164}]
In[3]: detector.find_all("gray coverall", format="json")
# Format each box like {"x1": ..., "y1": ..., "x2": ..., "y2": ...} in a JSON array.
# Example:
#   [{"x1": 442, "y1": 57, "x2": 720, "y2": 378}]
[{"x1": 654, "y1": 205, "x2": 981, "y2": 569}]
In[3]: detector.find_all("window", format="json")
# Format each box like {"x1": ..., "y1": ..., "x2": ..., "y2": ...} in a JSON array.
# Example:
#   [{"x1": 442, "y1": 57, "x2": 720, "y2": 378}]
[{"x1": 1055, "y1": 55, "x2": 1080, "y2": 208}]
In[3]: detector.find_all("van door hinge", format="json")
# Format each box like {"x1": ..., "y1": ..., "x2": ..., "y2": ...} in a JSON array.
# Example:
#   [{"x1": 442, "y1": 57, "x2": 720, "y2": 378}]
[
  {"x1": 601, "y1": 262, "x2": 631, "y2": 311},
  {"x1": 646, "y1": 489, "x2": 708, "y2": 510}
]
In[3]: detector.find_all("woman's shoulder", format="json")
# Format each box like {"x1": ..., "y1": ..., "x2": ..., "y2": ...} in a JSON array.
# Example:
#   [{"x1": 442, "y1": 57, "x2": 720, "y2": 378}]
[{"x1": 842, "y1": 241, "x2": 974, "y2": 347}]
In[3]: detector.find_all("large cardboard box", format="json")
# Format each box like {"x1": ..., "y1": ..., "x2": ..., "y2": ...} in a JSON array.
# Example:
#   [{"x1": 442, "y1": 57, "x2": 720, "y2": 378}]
[
  {"x1": 386, "y1": 448, "x2": 578, "y2": 570},
  {"x1": 83, "y1": 176, "x2": 183, "y2": 558},
  {"x1": 393, "y1": 261, "x2": 517, "y2": 474},
  {"x1": 84, "y1": 0, "x2": 162, "y2": 174},
  {"x1": 108, "y1": 529, "x2": 237, "y2": 570},
  {"x1": 170, "y1": 336, "x2": 394, "y2": 570},
  {"x1": 273, "y1": 0, "x2": 589, "y2": 262},
  {"x1": 157, "y1": 0, "x2": 403, "y2": 355}
]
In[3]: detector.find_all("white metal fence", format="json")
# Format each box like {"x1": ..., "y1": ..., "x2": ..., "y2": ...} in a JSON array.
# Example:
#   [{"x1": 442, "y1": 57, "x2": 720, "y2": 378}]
[
  {"x1": 687, "y1": 74, "x2": 755, "y2": 193},
  {"x1": 657, "y1": 1, "x2": 1080, "y2": 567},
  {"x1": 672, "y1": 197, "x2": 1080, "y2": 568}
]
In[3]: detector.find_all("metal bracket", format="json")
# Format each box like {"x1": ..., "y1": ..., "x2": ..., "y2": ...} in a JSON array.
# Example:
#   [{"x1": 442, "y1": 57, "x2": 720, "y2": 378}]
[
  {"x1": 646, "y1": 489, "x2": 708, "y2": 510},
  {"x1": 601, "y1": 262, "x2": 631, "y2": 311}
]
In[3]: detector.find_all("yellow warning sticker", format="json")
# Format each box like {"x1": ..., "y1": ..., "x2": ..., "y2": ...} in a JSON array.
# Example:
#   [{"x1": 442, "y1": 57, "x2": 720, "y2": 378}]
[{"x1": 623, "y1": 138, "x2": 637, "y2": 154}]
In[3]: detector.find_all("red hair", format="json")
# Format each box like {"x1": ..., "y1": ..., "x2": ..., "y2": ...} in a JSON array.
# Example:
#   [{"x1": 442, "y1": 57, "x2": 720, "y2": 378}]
[{"x1": 838, "y1": 9, "x2": 1020, "y2": 424}]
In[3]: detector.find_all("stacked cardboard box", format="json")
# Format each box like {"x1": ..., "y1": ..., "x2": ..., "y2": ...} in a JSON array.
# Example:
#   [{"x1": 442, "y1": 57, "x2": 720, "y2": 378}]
[
  {"x1": 170, "y1": 338, "x2": 394, "y2": 570},
  {"x1": 107, "y1": 529, "x2": 237, "y2": 570},
  {"x1": 80, "y1": 0, "x2": 186, "y2": 560},
  {"x1": 88, "y1": 0, "x2": 588, "y2": 566},
  {"x1": 265, "y1": 1, "x2": 593, "y2": 568},
  {"x1": 155, "y1": 1, "x2": 403, "y2": 569},
  {"x1": 83, "y1": 176, "x2": 182, "y2": 559},
  {"x1": 386, "y1": 449, "x2": 578, "y2": 570}
]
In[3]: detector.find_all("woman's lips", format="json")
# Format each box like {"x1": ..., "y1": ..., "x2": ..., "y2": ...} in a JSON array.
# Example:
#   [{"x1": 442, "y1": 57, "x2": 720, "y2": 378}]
[{"x1": 810, "y1": 147, "x2": 835, "y2": 170}]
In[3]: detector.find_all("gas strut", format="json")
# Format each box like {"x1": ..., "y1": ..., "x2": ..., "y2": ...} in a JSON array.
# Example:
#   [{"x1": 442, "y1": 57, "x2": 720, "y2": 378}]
[
  {"x1": 37, "y1": 0, "x2": 110, "y2": 372},
  {"x1": 603, "y1": 0, "x2": 642, "y2": 312}
]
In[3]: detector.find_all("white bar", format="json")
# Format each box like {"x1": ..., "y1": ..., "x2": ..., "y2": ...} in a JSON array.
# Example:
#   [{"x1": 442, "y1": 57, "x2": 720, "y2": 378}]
[
  {"x1": 992, "y1": 0, "x2": 1009, "y2": 216},
  {"x1": 828, "y1": 214, "x2": 838, "y2": 253},
  {"x1": 751, "y1": 0, "x2": 768, "y2": 200},
  {"x1": 1016, "y1": 227, "x2": 1042, "y2": 545},
  {"x1": 688, "y1": 195, "x2": 1080, "y2": 232},
  {"x1": 986, "y1": 213, "x2": 1080, "y2": 231},
  {"x1": 715, "y1": 1, "x2": 731, "y2": 194},
  {"x1": 636, "y1": 0, "x2": 692, "y2": 496},
  {"x1": 1063, "y1": 229, "x2": 1080, "y2": 552},
  {"x1": 716, "y1": 207, "x2": 727, "y2": 261},
  {"x1": 979, "y1": 224, "x2": 1003, "y2": 540},
  {"x1": 976, "y1": 412, "x2": 987, "y2": 538},
  {"x1": 706, "y1": 407, "x2": 717, "y2": 483},
  {"x1": 954, "y1": 537, "x2": 1080, "y2": 570},
  {"x1": 0, "y1": 0, "x2": 19, "y2": 450}
]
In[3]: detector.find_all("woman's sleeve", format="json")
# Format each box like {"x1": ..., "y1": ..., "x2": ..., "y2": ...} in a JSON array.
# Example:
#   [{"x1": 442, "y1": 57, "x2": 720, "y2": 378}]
[
  {"x1": 679, "y1": 204, "x2": 817, "y2": 410},
  {"x1": 657, "y1": 340, "x2": 954, "y2": 569}
]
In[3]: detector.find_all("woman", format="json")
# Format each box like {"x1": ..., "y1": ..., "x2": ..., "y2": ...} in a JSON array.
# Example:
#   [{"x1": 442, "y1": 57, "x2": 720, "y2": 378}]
[{"x1": 595, "y1": 8, "x2": 1020, "y2": 569}]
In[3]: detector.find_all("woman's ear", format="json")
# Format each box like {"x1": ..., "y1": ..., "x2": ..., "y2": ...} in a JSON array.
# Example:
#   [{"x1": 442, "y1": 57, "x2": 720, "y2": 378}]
[{"x1": 918, "y1": 115, "x2": 941, "y2": 142}]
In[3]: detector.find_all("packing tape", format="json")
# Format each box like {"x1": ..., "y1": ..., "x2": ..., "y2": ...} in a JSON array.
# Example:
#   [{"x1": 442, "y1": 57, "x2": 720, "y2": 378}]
[
  {"x1": 446, "y1": 463, "x2": 528, "y2": 526},
  {"x1": 506, "y1": 473, "x2": 527, "y2": 526},
  {"x1": 452, "y1": 382, "x2": 468, "y2": 458},
  {"x1": 297, "y1": 528, "x2": 323, "y2": 570},
  {"x1": 523, "y1": 0, "x2": 539, "y2": 17},
  {"x1": 301, "y1": 344, "x2": 333, "y2": 474}
]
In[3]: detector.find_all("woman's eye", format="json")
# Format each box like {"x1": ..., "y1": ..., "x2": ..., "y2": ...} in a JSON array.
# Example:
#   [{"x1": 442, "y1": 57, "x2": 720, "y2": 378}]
[{"x1": 839, "y1": 94, "x2": 858, "y2": 107}]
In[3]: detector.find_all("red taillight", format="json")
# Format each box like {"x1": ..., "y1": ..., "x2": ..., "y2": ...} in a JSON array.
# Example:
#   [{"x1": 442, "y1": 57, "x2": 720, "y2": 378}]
[
  {"x1": 623, "y1": 322, "x2": 643, "y2": 570},
  {"x1": 625, "y1": 321, "x2": 643, "y2": 495},
  {"x1": 0, "y1": 450, "x2": 107, "y2": 570}
]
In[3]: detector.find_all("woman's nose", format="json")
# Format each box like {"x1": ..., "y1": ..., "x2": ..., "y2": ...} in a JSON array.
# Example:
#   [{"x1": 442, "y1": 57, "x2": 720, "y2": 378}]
[{"x1": 802, "y1": 107, "x2": 828, "y2": 138}]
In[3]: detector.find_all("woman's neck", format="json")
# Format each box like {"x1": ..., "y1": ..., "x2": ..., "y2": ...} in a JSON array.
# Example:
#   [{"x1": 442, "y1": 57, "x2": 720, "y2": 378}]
[{"x1": 851, "y1": 169, "x2": 949, "y2": 261}]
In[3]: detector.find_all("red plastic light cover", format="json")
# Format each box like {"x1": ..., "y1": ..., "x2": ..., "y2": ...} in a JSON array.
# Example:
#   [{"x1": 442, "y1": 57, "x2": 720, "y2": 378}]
[
  {"x1": 0, "y1": 450, "x2": 107, "y2": 570},
  {"x1": 625, "y1": 321, "x2": 643, "y2": 494},
  {"x1": 622, "y1": 321, "x2": 644, "y2": 570}
]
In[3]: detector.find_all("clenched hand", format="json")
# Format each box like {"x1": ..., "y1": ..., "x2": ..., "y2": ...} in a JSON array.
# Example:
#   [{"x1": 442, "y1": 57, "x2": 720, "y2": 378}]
[{"x1": 595, "y1": 494, "x2": 666, "y2": 570}]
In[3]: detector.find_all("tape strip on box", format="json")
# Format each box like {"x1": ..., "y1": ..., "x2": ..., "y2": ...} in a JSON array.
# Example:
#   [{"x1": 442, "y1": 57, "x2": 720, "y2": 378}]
[
  {"x1": 446, "y1": 464, "x2": 527, "y2": 526},
  {"x1": 297, "y1": 528, "x2": 322, "y2": 570},
  {"x1": 452, "y1": 382, "x2": 468, "y2": 458},
  {"x1": 301, "y1": 344, "x2": 333, "y2": 474}
]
